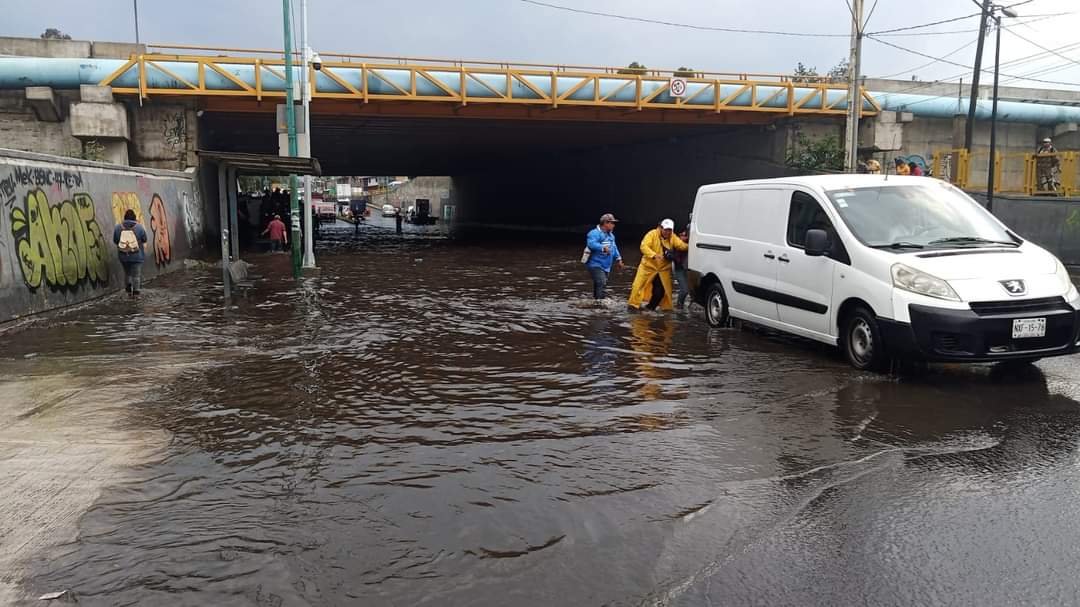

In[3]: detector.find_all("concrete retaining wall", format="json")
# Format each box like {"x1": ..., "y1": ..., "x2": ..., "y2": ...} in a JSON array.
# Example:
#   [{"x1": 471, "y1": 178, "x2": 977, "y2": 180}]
[
  {"x1": 970, "y1": 192, "x2": 1080, "y2": 265},
  {"x1": 0, "y1": 148, "x2": 205, "y2": 323},
  {"x1": 369, "y1": 177, "x2": 452, "y2": 219}
]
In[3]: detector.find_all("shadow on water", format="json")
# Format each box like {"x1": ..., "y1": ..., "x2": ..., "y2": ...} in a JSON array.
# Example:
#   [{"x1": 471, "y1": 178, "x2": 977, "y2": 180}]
[{"x1": 16, "y1": 217, "x2": 1080, "y2": 606}]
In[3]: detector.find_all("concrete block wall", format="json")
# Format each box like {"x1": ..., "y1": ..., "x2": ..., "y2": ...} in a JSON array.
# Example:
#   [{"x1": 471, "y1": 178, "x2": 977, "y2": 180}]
[
  {"x1": 130, "y1": 103, "x2": 199, "y2": 171},
  {"x1": 0, "y1": 91, "x2": 82, "y2": 157},
  {"x1": 0, "y1": 148, "x2": 206, "y2": 323}
]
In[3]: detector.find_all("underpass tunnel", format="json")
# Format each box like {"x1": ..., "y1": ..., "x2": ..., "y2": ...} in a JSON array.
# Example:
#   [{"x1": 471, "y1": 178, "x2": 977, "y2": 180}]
[{"x1": 199, "y1": 105, "x2": 824, "y2": 236}]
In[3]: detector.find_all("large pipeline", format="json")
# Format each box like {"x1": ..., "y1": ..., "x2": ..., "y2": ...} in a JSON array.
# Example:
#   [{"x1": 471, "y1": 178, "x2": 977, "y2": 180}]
[{"x1": 1, "y1": 57, "x2": 1078, "y2": 124}]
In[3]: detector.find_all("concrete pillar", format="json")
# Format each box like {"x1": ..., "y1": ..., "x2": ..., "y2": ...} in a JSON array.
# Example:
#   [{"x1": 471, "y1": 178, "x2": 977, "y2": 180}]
[
  {"x1": 217, "y1": 165, "x2": 232, "y2": 299},
  {"x1": 69, "y1": 85, "x2": 130, "y2": 165},
  {"x1": 25, "y1": 87, "x2": 61, "y2": 122},
  {"x1": 227, "y1": 168, "x2": 240, "y2": 261}
]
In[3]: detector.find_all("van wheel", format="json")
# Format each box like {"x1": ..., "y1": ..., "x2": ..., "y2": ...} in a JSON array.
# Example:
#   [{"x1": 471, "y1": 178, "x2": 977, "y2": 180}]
[
  {"x1": 705, "y1": 283, "x2": 729, "y2": 328},
  {"x1": 841, "y1": 306, "x2": 889, "y2": 371}
]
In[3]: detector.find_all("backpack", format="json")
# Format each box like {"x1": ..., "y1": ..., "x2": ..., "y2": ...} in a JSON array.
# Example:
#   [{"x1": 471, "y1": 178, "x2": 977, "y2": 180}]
[{"x1": 118, "y1": 225, "x2": 140, "y2": 254}]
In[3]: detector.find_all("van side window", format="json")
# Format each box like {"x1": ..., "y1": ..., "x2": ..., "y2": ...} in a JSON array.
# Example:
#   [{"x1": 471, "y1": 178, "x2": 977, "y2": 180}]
[
  {"x1": 788, "y1": 191, "x2": 832, "y2": 247},
  {"x1": 787, "y1": 191, "x2": 850, "y2": 264}
]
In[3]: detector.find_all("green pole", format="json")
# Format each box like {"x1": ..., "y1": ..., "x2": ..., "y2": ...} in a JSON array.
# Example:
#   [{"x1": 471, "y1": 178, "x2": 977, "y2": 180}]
[{"x1": 283, "y1": 0, "x2": 301, "y2": 278}]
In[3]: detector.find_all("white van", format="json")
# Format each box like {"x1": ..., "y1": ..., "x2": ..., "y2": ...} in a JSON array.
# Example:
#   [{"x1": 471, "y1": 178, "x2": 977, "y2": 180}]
[{"x1": 688, "y1": 175, "x2": 1080, "y2": 370}]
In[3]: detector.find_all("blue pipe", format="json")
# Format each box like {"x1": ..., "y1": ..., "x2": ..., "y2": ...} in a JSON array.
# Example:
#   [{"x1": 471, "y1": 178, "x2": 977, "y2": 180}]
[{"x1": 1, "y1": 58, "x2": 1077, "y2": 124}]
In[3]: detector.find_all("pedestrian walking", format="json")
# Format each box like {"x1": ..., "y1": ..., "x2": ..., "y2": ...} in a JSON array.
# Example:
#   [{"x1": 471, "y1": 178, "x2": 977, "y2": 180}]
[
  {"x1": 909, "y1": 161, "x2": 924, "y2": 176},
  {"x1": 262, "y1": 214, "x2": 288, "y2": 252},
  {"x1": 1036, "y1": 137, "x2": 1061, "y2": 192},
  {"x1": 894, "y1": 158, "x2": 910, "y2": 175},
  {"x1": 627, "y1": 218, "x2": 688, "y2": 312},
  {"x1": 113, "y1": 209, "x2": 148, "y2": 299},
  {"x1": 583, "y1": 213, "x2": 624, "y2": 300}
]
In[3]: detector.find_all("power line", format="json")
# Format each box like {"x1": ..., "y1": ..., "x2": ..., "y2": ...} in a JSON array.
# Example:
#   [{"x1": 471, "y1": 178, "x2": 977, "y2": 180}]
[
  {"x1": 865, "y1": 11, "x2": 981, "y2": 35},
  {"x1": 518, "y1": 0, "x2": 849, "y2": 37},
  {"x1": 874, "y1": 12, "x2": 1070, "y2": 36},
  {"x1": 1002, "y1": 25, "x2": 1080, "y2": 70},
  {"x1": 872, "y1": 38, "x2": 979, "y2": 79},
  {"x1": 865, "y1": 34, "x2": 1080, "y2": 87}
]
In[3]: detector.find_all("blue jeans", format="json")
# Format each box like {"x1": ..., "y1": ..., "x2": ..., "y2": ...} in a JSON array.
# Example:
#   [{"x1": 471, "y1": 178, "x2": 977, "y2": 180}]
[
  {"x1": 588, "y1": 266, "x2": 609, "y2": 300},
  {"x1": 122, "y1": 261, "x2": 143, "y2": 294},
  {"x1": 673, "y1": 265, "x2": 689, "y2": 308},
  {"x1": 270, "y1": 239, "x2": 283, "y2": 252}
]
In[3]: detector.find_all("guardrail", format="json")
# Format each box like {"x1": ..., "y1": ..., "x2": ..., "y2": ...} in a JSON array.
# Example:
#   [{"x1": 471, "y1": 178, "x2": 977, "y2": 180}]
[{"x1": 931, "y1": 149, "x2": 1078, "y2": 197}]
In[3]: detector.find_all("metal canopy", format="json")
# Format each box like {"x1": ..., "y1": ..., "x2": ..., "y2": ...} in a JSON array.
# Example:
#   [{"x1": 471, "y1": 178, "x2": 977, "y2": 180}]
[{"x1": 197, "y1": 150, "x2": 322, "y2": 176}]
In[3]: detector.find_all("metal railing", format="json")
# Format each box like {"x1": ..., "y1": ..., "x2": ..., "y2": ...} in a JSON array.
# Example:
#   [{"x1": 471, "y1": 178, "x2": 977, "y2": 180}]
[{"x1": 932, "y1": 149, "x2": 1078, "y2": 197}]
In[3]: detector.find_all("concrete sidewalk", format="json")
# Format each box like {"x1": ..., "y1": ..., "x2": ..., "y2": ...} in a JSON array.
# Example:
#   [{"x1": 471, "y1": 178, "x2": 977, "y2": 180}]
[{"x1": 0, "y1": 353, "x2": 203, "y2": 604}]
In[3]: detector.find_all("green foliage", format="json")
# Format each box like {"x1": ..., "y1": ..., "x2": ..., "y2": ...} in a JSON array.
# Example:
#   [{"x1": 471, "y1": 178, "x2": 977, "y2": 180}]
[
  {"x1": 41, "y1": 28, "x2": 72, "y2": 40},
  {"x1": 617, "y1": 61, "x2": 648, "y2": 75},
  {"x1": 792, "y1": 58, "x2": 850, "y2": 83},
  {"x1": 78, "y1": 140, "x2": 106, "y2": 162},
  {"x1": 786, "y1": 133, "x2": 845, "y2": 172},
  {"x1": 674, "y1": 67, "x2": 696, "y2": 77}
]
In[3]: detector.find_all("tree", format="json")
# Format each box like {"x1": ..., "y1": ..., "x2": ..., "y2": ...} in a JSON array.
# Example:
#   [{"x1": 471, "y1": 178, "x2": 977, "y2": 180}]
[
  {"x1": 827, "y1": 58, "x2": 850, "y2": 82},
  {"x1": 785, "y1": 133, "x2": 845, "y2": 172},
  {"x1": 41, "y1": 28, "x2": 72, "y2": 40},
  {"x1": 792, "y1": 58, "x2": 850, "y2": 84},
  {"x1": 674, "y1": 67, "x2": 697, "y2": 78},
  {"x1": 617, "y1": 61, "x2": 648, "y2": 75}
]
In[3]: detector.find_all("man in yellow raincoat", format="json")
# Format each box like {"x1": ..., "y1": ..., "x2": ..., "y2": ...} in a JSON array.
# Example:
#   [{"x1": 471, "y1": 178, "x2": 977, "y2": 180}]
[{"x1": 628, "y1": 218, "x2": 689, "y2": 311}]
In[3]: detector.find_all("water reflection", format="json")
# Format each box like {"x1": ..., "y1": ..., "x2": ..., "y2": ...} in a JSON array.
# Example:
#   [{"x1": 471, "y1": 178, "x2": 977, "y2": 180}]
[{"x1": 14, "y1": 218, "x2": 1080, "y2": 606}]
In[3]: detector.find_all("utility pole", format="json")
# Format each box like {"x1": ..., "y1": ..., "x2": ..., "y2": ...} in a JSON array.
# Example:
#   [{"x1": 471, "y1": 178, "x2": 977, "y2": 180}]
[
  {"x1": 964, "y1": 0, "x2": 991, "y2": 151},
  {"x1": 844, "y1": 0, "x2": 864, "y2": 173},
  {"x1": 300, "y1": 0, "x2": 316, "y2": 269},
  {"x1": 282, "y1": 0, "x2": 301, "y2": 278},
  {"x1": 133, "y1": 0, "x2": 140, "y2": 45},
  {"x1": 987, "y1": 13, "x2": 1001, "y2": 213}
]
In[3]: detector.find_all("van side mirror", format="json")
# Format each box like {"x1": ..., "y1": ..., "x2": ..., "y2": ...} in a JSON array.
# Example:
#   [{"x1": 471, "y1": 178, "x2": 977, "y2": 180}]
[{"x1": 805, "y1": 229, "x2": 829, "y2": 256}]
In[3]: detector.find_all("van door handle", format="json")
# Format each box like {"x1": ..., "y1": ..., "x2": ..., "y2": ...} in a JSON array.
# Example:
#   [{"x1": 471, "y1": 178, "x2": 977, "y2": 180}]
[
  {"x1": 763, "y1": 252, "x2": 775, "y2": 259},
  {"x1": 778, "y1": 255, "x2": 790, "y2": 263}
]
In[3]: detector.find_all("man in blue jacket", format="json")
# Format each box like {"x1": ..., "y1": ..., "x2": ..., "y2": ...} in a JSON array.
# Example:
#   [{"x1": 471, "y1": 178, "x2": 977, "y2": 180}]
[
  {"x1": 113, "y1": 209, "x2": 149, "y2": 298},
  {"x1": 584, "y1": 213, "x2": 624, "y2": 300}
]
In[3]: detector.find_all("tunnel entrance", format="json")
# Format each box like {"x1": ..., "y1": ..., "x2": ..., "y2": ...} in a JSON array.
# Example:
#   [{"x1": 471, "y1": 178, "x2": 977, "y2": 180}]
[{"x1": 200, "y1": 103, "x2": 819, "y2": 233}]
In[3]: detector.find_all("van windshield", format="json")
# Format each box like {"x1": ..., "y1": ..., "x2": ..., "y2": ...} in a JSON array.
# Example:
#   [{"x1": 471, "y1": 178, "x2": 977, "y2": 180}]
[{"x1": 825, "y1": 183, "x2": 1019, "y2": 249}]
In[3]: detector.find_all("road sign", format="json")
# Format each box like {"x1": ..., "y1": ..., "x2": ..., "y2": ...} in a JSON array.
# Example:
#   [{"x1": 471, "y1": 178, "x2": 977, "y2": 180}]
[{"x1": 669, "y1": 77, "x2": 687, "y2": 98}]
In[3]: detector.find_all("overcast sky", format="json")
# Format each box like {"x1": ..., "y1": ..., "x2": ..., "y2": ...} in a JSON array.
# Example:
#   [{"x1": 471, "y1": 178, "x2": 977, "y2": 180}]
[{"x1": 4, "y1": 0, "x2": 1078, "y2": 90}]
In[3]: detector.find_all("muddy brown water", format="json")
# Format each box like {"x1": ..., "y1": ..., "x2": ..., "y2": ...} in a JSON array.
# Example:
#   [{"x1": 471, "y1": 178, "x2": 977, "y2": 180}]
[{"x1": 10, "y1": 217, "x2": 1080, "y2": 606}]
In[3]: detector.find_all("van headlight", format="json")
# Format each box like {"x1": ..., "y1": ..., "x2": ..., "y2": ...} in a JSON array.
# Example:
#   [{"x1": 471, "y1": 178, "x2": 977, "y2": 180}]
[
  {"x1": 891, "y1": 263, "x2": 960, "y2": 301},
  {"x1": 1056, "y1": 261, "x2": 1079, "y2": 301}
]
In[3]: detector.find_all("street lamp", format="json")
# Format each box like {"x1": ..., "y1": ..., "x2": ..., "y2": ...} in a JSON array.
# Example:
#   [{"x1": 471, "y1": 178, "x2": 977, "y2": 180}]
[{"x1": 986, "y1": 4, "x2": 1017, "y2": 213}]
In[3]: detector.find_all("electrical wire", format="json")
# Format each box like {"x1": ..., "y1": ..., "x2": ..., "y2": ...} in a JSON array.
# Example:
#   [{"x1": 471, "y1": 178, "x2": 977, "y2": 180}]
[
  {"x1": 518, "y1": 0, "x2": 850, "y2": 37},
  {"x1": 872, "y1": 38, "x2": 979, "y2": 79},
  {"x1": 1002, "y1": 25, "x2": 1080, "y2": 69},
  {"x1": 866, "y1": 34, "x2": 1080, "y2": 87}
]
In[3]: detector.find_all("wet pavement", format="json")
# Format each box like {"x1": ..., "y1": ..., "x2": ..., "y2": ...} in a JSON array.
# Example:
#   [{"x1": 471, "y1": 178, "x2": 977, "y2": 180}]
[{"x1": 5, "y1": 216, "x2": 1080, "y2": 606}]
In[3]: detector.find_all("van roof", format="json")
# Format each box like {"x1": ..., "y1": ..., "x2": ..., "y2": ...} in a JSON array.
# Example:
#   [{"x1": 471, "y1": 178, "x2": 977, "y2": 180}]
[{"x1": 698, "y1": 174, "x2": 935, "y2": 194}]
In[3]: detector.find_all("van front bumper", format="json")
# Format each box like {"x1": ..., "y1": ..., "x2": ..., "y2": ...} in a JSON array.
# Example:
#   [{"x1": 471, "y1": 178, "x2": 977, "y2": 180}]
[{"x1": 879, "y1": 303, "x2": 1080, "y2": 362}]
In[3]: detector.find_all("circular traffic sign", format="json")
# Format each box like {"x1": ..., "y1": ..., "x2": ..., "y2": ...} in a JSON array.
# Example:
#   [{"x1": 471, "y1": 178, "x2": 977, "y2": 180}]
[{"x1": 669, "y1": 77, "x2": 687, "y2": 97}]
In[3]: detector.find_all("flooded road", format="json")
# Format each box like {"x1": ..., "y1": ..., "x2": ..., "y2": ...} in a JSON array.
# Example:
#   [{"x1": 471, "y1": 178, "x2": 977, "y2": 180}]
[{"x1": 7, "y1": 217, "x2": 1080, "y2": 606}]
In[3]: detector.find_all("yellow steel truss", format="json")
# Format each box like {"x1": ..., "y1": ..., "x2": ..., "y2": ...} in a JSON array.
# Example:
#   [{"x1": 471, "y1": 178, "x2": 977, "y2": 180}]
[{"x1": 99, "y1": 52, "x2": 879, "y2": 118}]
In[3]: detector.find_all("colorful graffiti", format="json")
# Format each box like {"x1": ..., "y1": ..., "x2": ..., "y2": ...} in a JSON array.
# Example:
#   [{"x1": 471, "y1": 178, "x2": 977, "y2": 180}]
[
  {"x1": 149, "y1": 194, "x2": 172, "y2": 266},
  {"x1": 111, "y1": 192, "x2": 145, "y2": 225},
  {"x1": 10, "y1": 189, "x2": 109, "y2": 290}
]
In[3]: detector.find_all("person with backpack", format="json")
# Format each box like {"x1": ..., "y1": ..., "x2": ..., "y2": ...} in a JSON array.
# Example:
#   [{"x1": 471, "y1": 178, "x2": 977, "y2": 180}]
[{"x1": 113, "y1": 209, "x2": 148, "y2": 298}]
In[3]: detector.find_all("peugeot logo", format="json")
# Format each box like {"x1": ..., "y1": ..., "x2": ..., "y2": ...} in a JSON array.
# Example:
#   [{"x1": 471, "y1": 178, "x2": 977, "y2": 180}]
[{"x1": 1000, "y1": 279, "x2": 1026, "y2": 296}]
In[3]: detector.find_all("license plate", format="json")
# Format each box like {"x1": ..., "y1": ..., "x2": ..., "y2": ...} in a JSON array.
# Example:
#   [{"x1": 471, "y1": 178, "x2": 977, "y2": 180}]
[{"x1": 1012, "y1": 318, "x2": 1046, "y2": 339}]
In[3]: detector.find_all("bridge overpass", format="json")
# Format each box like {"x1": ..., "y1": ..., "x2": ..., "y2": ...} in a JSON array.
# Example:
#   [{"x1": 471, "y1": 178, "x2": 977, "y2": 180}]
[{"x1": 1, "y1": 38, "x2": 1079, "y2": 231}]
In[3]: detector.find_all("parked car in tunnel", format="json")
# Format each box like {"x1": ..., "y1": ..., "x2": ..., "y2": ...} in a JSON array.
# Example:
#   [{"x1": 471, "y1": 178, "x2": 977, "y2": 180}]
[{"x1": 688, "y1": 175, "x2": 1080, "y2": 370}]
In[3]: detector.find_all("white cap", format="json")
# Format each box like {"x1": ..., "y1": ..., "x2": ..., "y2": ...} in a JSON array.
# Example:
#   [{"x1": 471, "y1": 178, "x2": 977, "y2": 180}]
[
  {"x1": 1043, "y1": 137, "x2": 1053, "y2": 143},
  {"x1": 660, "y1": 218, "x2": 675, "y2": 230}
]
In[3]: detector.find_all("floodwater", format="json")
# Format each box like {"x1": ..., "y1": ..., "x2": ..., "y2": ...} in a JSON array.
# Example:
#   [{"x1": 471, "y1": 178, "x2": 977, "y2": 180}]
[{"x1": 9, "y1": 217, "x2": 1080, "y2": 606}]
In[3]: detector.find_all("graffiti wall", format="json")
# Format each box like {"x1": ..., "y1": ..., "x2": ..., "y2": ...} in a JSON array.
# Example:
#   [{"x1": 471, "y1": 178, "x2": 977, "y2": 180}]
[{"x1": 0, "y1": 149, "x2": 204, "y2": 323}]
